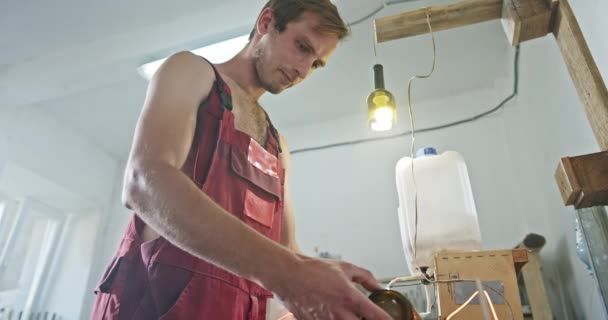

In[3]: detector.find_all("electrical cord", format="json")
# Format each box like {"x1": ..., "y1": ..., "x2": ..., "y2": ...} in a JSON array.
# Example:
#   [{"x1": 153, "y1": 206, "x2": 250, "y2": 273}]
[
  {"x1": 383, "y1": 276, "x2": 514, "y2": 319},
  {"x1": 482, "y1": 281, "x2": 514, "y2": 320},
  {"x1": 436, "y1": 278, "x2": 515, "y2": 320},
  {"x1": 409, "y1": 7, "x2": 436, "y2": 271},
  {"x1": 291, "y1": 45, "x2": 520, "y2": 155},
  {"x1": 446, "y1": 290, "x2": 499, "y2": 320},
  {"x1": 348, "y1": 0, "x2": 421, "y2": 26}
]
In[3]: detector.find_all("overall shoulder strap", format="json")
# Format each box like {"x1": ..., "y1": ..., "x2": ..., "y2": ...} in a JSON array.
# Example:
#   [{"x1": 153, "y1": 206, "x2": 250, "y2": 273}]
[{"x1": 192, "y1": 56, "x2": 232, "y2": 185}]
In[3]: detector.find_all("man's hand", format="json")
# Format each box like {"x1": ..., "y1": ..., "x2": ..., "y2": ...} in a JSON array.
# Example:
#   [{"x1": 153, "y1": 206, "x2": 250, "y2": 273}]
[{"x1": 268, "y1": 256, "x2": 391, "y2": 320}]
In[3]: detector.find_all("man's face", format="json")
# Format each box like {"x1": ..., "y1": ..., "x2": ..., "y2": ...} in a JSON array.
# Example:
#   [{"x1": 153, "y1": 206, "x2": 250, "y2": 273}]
[{"x1": 253, "y1": 11, "x2": 339, "y2": 94}]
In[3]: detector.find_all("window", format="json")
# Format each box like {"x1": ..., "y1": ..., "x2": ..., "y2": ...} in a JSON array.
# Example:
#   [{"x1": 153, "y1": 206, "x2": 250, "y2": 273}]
[{"x1": 0, "y1": 197, "x2": 64, "y2": 316}]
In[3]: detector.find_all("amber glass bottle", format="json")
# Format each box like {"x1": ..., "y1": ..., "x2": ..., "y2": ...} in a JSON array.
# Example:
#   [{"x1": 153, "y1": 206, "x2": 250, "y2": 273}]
[{"x1": 367, "y1": 290, "x2": 422, "y2": 320}]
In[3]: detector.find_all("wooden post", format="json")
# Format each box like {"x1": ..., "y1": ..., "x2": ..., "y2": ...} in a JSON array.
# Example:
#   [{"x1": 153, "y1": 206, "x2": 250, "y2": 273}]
[
  {"x1": 515, "y1": 234, "x2": 554, "y2": 320},
  {"x1": 552, "y1": 0, "x2": 608, "y2": 150}
]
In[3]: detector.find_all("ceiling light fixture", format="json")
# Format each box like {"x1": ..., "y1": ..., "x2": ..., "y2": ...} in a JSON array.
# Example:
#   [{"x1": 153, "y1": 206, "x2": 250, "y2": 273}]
[{"x1": 367, "y1": 64, "x2": 396, "y2": 131}]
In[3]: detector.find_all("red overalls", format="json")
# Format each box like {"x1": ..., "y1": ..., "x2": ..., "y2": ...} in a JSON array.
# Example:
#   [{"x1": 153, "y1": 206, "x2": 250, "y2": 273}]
[{"x1": 90, "y1": 60, "x2": 285, "y2": 320}]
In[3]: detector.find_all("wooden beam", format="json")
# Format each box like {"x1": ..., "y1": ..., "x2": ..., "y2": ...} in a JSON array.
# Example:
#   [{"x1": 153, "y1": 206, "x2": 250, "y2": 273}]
[
  {"x1": 555, "y1": 151, "x2": 608, "y2": 208},
  {"x1": 553, "y1": 0, "x2": 608, "y2": 150},
  {"x1": 516, "y1": 234, "x2": 554, "y2": 320},
  {"x1": 501, "y1": 0, "x2": 553, "y2": 45},
  {"x1": 373, "y1": 0, "x2": 553, "y2": 44},
  {"x1": 520, "y1": 252, "x2": 554, "y2": 319},
  {"x1": 374, "y1": 0, "x2": 502, "y2": 44},
  {"x1": 512, "y1": 248, "x2": 529, "y2": 274}
]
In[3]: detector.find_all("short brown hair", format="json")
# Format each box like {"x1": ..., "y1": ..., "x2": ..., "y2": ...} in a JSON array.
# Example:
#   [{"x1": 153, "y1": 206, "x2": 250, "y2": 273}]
[{"x1": 249, "y1": 0, "x2": 350, "y2": 41}]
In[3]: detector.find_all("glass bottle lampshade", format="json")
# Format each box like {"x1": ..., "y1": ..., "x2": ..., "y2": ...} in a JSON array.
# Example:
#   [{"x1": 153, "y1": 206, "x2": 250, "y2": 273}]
[{"x1": 367, "y1": 64, "x2": 396, "y2": 131}]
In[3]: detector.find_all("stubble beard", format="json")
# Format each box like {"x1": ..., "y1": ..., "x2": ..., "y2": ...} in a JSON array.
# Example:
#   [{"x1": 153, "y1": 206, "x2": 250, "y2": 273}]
[{"x1": 253, "y1": 45, "x2": 284, "y2": 94}]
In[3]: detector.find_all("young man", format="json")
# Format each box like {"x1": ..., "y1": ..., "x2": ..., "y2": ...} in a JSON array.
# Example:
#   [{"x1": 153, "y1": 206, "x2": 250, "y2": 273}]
[{"x1": 91, "y1": 1, "x2": 391, "y2": 319}]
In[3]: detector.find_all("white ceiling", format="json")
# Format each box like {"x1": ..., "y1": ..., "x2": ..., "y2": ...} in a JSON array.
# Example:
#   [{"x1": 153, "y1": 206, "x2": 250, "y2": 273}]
[{"x1": 1, "y1": 0, "x2": 514, "y2": 159}]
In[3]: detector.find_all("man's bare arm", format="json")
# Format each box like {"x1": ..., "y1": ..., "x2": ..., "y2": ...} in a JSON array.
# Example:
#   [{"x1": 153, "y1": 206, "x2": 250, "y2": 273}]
[
  {"x1": 278, "y1": 135, "x2": 302, "y2": 253},
  {"x1": 122, "y1": 51, "x2": 295, "y2": 287}
]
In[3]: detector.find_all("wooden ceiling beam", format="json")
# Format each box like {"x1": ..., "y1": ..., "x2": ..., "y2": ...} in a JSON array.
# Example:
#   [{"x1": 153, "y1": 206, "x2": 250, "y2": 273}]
[
  {"x1": 374, "y1": 0, "x2": 502, "y2": 44},
  {"x1": 374, "y1": 0, "x2": 554, "y2": 46}
]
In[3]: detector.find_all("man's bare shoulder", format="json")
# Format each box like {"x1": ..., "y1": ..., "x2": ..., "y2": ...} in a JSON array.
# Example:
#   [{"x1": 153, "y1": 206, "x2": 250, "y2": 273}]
[
  {"x1": 160, "y1": 51, "x2": 214, "y2": 77},
  {"x1": 129, "y1": 51, "x2": 219, "y2": 171},
  {"x1": 151, "y1": 51, "x2": 216, "y2": 99}
]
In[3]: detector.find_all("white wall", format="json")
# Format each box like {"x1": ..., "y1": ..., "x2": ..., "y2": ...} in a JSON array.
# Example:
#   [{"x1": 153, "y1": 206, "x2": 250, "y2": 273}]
[
  {"x1": 0, "y1": 107, "x2": 117, "y2": 206},
  {"x1": 0, "y1": 106, "x2": 119, "y2": 319}
]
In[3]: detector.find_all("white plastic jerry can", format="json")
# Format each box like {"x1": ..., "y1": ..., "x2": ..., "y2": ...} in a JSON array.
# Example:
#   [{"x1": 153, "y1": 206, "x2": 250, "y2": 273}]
[{"x1": 395, "y1": 147, "x2": 482, "y2": 276}]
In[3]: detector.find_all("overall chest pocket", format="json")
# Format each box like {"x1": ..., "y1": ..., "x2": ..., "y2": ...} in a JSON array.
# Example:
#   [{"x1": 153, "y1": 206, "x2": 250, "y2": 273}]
[{"x1": 230, "y1": 141, "x2": 281, "y2": 229}]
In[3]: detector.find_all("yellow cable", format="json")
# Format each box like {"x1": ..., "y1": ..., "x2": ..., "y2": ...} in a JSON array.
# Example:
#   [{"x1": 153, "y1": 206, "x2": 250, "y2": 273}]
[
  {"x1": 446, "y1": 290, "x2": 499, "y2": 320},
  {"x1": 484, "y1": 290, "x2": 499, "y2": 320},
  {"x1": 408, "y1": 7, "x2": 437, "y2": 275},
  {"x1": 446, "y1": 290, "x2": 479, "y2": 320}
]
